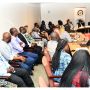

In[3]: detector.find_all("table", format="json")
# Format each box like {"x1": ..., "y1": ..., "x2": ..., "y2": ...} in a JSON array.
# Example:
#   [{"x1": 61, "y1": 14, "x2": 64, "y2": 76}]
[
  {"x1": 77, "y1": 26, "x2": 90, "y2": 33},
  {"x1": 69, "y1": 42, "x2": 80, "y2": 54},
  {"x1": 70, "y1": 32, "x2": 89, "y2": 42},
  {"x1": 69, "y1": 42, "x2": 89, "y2": 55}
]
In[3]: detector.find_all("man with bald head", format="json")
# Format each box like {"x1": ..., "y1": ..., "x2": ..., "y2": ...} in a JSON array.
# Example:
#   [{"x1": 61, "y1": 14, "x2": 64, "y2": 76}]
[
  {"x1": 0, "y1": 32, "x2": 35, "y2": 75},
  {"x1": 2, "y1": 32, "x2": 25, "y2": 62}
]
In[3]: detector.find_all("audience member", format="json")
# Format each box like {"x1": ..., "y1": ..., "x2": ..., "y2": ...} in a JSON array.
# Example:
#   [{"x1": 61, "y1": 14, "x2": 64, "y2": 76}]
[
  {"x1": 60, "y1": 50, "x2": 90, "y2": 87},
  {"x1": 19, "y1": 26, "x2": 35, "y2": 46},
  {"x1": 18, "y1": 27, "x2": 43, "y2": 64},
  {"x1": 64, "y1": 19, "x2": 74, "y2": 32},
  {"x1": 31, "y1": 23, "x2": 40, "y2": 38},
  {"x1": 48, "y1": 21, "x2": 54, "y2": 35},
  {"x1": 40, "y1": 20, "x2": 47, "y2": 32},
  {"x1": 77, "y1": 19, "x2": 85, "y2": 28},
  {"x1": 0, "y1": 52, "x2": 34, "y2": 87},
  {"x1": 52, "y1": 39, "x2": 72, "y2": 83},
  {"x1": 0, "y1": 32, "x2": 37, "y2": 74},
  {"x1": 58, "y1": 20, "x2": 65, "y2": 32},
  {"x1": 47, "y1": 32, "x2": 59, "y2": 58},
  {"x1": 54, "y1": 26, "x2": 73, "y2": 42}
]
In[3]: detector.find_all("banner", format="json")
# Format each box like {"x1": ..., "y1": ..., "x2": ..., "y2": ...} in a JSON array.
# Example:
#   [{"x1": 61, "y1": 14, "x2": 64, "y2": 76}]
[{"x1": 74, "y1": 7, "x2": 86, "y2": 29}]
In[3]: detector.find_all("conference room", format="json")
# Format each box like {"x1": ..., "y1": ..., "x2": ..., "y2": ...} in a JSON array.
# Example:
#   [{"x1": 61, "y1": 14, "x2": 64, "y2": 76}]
[{"x1": 0, "y1": 0, "x2": 90, "y2": 88}]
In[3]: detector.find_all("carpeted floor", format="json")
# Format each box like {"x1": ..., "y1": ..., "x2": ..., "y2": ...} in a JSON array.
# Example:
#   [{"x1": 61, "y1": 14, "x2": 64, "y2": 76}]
[{"x1": 31, "y1": 64, "x2": 48, "y2": 87}]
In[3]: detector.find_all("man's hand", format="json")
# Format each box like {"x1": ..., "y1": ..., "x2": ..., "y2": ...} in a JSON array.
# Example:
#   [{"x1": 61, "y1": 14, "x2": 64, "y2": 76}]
[
  {"x1": 20, "y1": 42, "x2": 25, "y2": 47},
  {"x1": 13, "y1": 55, "x2": 26, "y2": 62},
  {"x1": 7, "y1": 66, "x2": 15, "y2": 73},
  {"x1": 18, "y1": 56, "x2": 26, "y2": 62}
]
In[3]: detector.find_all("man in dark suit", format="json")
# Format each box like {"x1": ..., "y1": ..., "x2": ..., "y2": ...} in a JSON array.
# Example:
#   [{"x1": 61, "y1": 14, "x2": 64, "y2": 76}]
[
  {"x1": 18, "y1": 26, "x2": 43, "y2": 64},
  {"x1": 18, "y1": 27, "x2": 29, "y2": 49}
]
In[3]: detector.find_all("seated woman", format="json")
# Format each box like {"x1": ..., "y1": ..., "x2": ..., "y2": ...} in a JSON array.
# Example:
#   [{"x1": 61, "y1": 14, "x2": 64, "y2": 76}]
[
  {"x1": 52, "y1": 39, "x2": 72, "y2": 83},
  {"x1": 60, "y1": 50, "x2": 90, "y2": 87},
  {"x1": 54, "y1": 26, "x2": 73, "y2": 42}
]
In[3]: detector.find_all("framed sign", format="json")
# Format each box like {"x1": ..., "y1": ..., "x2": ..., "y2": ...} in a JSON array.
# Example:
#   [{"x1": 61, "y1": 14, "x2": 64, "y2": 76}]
[{"x1": 74, "y1": 7, "x2": 86, "y2": 28}]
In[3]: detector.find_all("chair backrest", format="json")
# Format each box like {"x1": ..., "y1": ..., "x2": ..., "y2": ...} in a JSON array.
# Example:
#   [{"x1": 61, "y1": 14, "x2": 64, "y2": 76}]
[
  {"x1": 38, "y1": 76, "x2": 48, "y2": 87},
  {"x1": 42, "y1": 56, "x2": 54, "y2": 87},
  {"x1": 44, "y1": 48, "x2": 51, "y2": 62}
]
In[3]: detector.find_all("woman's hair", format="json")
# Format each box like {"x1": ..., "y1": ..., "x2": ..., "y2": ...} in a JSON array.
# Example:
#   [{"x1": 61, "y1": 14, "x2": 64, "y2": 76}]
[
  {"x1": 60, "y1": 50, "x2": 90, "y2": 87},
  {"x1": 52, "y1": 39, "x2": 71, "y2": 73}
]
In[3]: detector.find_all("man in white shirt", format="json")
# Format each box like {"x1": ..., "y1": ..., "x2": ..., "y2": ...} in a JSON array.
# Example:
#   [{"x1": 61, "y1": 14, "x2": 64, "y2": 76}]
[
  {"x1": 47, "y1": 32, "x2": 59, "y2": 58},
  {"x1": 0, "y1": 32, "x2": 36, "y2": 74},
  {"x1": 0, "y1": 52, "x2": 34, "y2": 87}
]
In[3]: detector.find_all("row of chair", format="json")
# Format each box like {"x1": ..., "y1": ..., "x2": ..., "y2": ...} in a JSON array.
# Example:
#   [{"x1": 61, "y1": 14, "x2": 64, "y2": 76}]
[{"x1": 39, "y1": 48, "x2": 62, "y2": 87}]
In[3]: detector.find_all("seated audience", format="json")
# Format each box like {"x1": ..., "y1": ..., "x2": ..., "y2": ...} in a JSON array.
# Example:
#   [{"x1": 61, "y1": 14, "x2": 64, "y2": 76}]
[
  {"x1": 18, "y1": 27, "x2": 42, "y2": 63},
  {"x1": 40, "y1": 20, "x2": 47, "y2": 33},
  {"x1": 54, "y1": 26, "x2": 73, "y2": 42},
  {"x1": 31, "y1": 23, "x2": 47, "y2": 47},
  {"x1": 58, "y1": 20, "x2": 65, "y2": 32},
  {"x1": 77, "y1": 19, "x2": 85, "y2": 28},
  {"x1": 47, "y1": 32, "x2": 59, "y2": 58},
  {"x1": 31, "y1": 23, "x2": 41, "y2": 38},
  {"x1": 0, "y1": 32, "x2": 36, "y2": 74},
  {"x1": 0, "y1": 52, "x2": 34, "y2": 87},
  {"x1": 52, "y1": 39, "x2": 72, "y2": 83},
  {"x1": 40, "y1": 21, "x2": 50, "y2": 40},
  {"x1": 48, "y1": 21, "x2": 54, "y2": 35},
  {"x1": 9, "y1": 27, "x2": 38, "y2": 56},
  {"x1": 60, "y1": 50, "x2": 90, "y2": 87},
  {"x1": 18, "y1": 26, "x2": 35, "y2": 47},
  {"x1": 64, "y1": 19, "x2": 74, "y2": 33}
]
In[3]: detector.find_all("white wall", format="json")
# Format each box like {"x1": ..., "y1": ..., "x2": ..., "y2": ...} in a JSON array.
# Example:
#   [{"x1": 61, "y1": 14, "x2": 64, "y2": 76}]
[
  {"x1": 0, "y1": 3, "x2": 41, "y2": 39},
  {"x1": 27, "y1": 3, "x2": 41, "y2": 32},
  {"x1": 1, "y1": 3, "x2": 90, "y2": 39},
  {"x1": 41, "y1": 3, "x2": 90, "y2": 27}
]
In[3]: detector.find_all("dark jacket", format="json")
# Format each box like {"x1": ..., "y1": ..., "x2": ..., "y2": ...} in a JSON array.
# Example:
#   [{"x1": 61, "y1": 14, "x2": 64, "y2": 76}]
[{"x1": 18, "y1": 33, "x2": 29, "y2": 48}]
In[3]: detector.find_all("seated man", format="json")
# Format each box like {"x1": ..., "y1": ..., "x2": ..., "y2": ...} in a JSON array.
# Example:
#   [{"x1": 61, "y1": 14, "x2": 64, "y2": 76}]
[
  {"x1": 20, "y1": 26, "x2": 35, "y2": 46},
  {"x1": 47, "y1": 32, "x2": 59, "y2": 58},
  {"x1": 0, "y1": 32, "x2": 36, "y2": 74},
  {"x1": 18, "y1": 26, "x2": 43, "y2": 63},
  {"x1": 18, "y1": 26, "x2": 42, "y2": 52},
  {"x1": 9, "y1": 28, "x2": 38, "y2": 61},
  {"x1": 0, "y1": 52, "x2": 34, "y2": 87}
]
